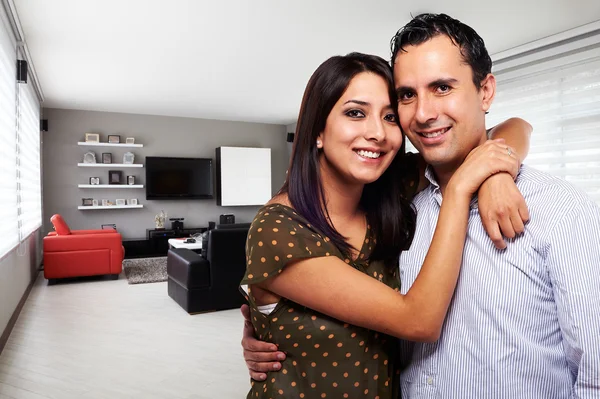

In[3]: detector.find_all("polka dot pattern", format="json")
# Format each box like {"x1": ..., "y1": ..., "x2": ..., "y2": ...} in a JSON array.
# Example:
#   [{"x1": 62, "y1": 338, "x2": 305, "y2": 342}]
[{"x1": 242, "y1": 204, "x2": 402, "y2": 398}]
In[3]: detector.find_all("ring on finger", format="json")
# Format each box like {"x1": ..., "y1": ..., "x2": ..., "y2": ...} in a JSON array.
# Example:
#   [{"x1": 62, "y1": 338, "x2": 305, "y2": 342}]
[{"x1": 507, "y1": 147, "x2": 512, "y2": 157}]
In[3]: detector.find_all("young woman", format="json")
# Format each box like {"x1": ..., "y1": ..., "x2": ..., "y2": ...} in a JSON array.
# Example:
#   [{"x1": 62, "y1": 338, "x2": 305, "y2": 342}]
[{"x1": 240, "y1": 53, "x2": 529, "y2": 398}]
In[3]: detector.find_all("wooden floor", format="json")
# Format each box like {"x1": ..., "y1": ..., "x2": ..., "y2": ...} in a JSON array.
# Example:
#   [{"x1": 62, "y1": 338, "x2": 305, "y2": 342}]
[{"x1": 0, "y1": 272, "x2": 250, "y2": 398}]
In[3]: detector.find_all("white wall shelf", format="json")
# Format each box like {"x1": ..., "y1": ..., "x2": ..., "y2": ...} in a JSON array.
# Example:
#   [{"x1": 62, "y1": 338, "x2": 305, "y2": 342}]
[
  {"x1": 78, "y1": 184, "x2": 144, "y2": 189},
  {"x1": 78, "y1": 205, "x2": 144, "y2": 210},
  {"x1": 78, "y1": 142, "x2": 143, "y2": 148},
  {"x1": 77, "y1": 163, "x2": 143, "y2": 168}
]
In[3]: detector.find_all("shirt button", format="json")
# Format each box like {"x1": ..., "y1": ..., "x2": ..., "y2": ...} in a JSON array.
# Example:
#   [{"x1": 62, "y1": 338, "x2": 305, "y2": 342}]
[{"x1": 427, "y1": 376, "x2": 434, "y2": 385}]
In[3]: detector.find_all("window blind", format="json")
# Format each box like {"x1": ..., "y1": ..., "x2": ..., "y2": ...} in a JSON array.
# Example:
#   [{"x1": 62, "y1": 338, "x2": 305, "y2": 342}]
[
  {"x1": 17, "y1": 72, "x2": 42, "y2": 240},
  {"x1": 0, "y1": 10, "x2": 19, "y2": 258},
  {"x1": 488, "y1": 29, "x2": 600, "y2": 204}
]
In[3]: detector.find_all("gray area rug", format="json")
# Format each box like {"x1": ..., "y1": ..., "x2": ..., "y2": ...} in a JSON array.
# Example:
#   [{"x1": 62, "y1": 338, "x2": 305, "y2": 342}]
[{"x1": 123, "y1": 257, "x2": 167, "y2": 284}]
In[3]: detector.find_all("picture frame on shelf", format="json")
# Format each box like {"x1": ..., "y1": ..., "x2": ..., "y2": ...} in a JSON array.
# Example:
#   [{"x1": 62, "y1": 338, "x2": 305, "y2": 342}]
[
  {"x1": 89, "y1": 177, "x2": 100, "y2": 185},
  {"x1": 115, "y1": 199, "x2": 126, "y2": 206},
  {"x1": 108, "y1": 170, "x2": 123, "y2": 184},
  {"x1": 127, "y1": 198, "x2": 138, "y2": 205},
  {"x1": 101, "y1": 199, "x2": 109, "y2": 206},
  {"x1": 108, "y1": 135, "x2": 121, "y2": 144},
  {"x1": 123, "y1": 152, "x2": 135, "y2": 164},
  {"x1": 84, "y1": 133, "x2": 100, "y2": 143},
  {"x1": 102, "y1": 153, "x2": 112, "y2": 164},
  {"x1": 83, "y1": 152, "x2": 96, "y2": 164},
  {"x1": 92, "y1": 199, "x2": 99, "y2": 206},
  {"x1": 127, "y1": 175, "x2": 135, "y2": 185},
  {"x1": 125, "y1": 137, "x2": 135, "y2": 144},
  {"x1": 102, "y1": 223, "x2": 116, "y2": 230},
  {"x1": 81, "y1": 198, "x2": 94, "y2": 206}
]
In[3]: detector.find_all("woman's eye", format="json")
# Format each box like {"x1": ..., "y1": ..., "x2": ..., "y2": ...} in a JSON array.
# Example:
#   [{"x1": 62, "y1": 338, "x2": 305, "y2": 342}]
[
  {"x1": 384, "y1": 113, "x2": 397, "y2": 123},
  {"x1": 346, "y1": 109, "x2": 365, "y2": 118}
]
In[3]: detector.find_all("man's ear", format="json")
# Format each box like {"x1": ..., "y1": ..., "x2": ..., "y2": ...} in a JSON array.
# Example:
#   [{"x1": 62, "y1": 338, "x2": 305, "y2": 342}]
[{"x1": 480, "y1": 73, "x2": 496, "y2": 112}]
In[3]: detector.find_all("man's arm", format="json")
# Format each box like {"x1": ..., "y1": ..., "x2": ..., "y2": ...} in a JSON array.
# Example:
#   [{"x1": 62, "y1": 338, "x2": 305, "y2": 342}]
[
  {"x1": 547, "y1": 199, "x2": 600, "y2": 394},
  {"x1": 240, "y1": 305, "x2": 286, "y2": 381}
]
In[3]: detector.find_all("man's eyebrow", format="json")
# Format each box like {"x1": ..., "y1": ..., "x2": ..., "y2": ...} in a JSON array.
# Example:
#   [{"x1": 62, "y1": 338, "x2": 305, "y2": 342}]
[
  {"x1": 395, "y1": 78, "x2": 459, "y2": 97},
  {"x1": 428, "y1": 78, "x2": 458, "y2": 88},
  {"x1": 343, "y1": 99, "x2": 370, "y2": 106},
  {"x1": 395, "y1": 86, "x2": 413, "y2": 97}
]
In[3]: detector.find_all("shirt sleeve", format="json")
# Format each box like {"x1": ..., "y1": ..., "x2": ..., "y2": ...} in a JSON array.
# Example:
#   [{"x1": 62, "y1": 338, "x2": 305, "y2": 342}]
[
  {"x1": 546, "y1": 198, "x2": 600, "y2": 394},
  {"x1": 241, "y1": 208, "x2": 332, "y2": 286}
]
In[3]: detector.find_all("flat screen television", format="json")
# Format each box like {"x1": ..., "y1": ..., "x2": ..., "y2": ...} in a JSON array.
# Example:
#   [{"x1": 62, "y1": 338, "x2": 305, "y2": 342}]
[{"x1": 146, "y1": 157, "x2": 213, "y2": 200}]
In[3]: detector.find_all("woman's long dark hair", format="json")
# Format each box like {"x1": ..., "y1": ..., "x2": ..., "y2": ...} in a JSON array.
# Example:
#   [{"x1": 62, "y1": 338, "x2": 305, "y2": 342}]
[{"x1": 279, "y1": 52, "x2": 416, "y2": 267}]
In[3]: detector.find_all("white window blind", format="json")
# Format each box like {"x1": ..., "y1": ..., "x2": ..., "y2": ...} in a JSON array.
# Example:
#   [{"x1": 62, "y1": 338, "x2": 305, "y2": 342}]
[
  {"x1": 0, "y1": 10, "x2": 19, "y2": 258},
  {"x1": 17, "y1": 72, "x2": 42, "y2": 240},
  {"x1": 488, "y1": 28, "x2": 600, "y2": 204}
]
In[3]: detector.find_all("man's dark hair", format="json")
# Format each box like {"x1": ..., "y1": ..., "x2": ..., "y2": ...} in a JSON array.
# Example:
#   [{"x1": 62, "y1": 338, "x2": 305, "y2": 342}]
[{"x1": 390, "y1": 13, "x2": 492, "y2": 89}]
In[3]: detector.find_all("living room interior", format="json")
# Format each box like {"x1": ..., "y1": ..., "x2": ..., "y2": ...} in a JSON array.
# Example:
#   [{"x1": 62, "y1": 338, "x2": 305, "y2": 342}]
[{"x1": 1, "y1": 0, "x2": 599, "y2": 398}]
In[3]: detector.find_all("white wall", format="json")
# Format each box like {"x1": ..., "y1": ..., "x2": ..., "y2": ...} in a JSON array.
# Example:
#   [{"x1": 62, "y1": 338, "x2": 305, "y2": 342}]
[{"x1": 0, "y1": 233, "x2": 42, "y2": 336}]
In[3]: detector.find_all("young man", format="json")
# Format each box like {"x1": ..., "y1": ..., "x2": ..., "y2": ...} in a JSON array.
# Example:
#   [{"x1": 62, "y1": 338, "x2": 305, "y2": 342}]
[{"x1": 243, "y1": 14, "x2": 600, "y2": 397}]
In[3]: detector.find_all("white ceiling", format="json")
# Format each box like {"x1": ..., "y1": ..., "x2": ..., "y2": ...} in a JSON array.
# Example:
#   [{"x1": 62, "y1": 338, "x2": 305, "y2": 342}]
[{"x1": 14, "y1": 0, "x2": 600, "y2": 125}]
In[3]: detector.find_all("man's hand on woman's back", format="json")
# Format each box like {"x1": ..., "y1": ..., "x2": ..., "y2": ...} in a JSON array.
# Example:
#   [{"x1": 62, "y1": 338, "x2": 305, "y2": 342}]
[{"x1": 241, "y1": 304, "x2": 287, "y2": 381}]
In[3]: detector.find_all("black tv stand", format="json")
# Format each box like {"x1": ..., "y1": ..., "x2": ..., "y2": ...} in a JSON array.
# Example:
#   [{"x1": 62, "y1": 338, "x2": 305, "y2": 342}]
[{"x1": 146, "y1": 227, "x2": 207, "y2": 255}]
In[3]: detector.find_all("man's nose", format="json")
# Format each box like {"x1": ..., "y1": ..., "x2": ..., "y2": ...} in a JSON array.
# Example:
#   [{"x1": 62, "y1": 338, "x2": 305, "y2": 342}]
[{"x1": 415, "y1": 95, "x2": 438, "y2": 125}]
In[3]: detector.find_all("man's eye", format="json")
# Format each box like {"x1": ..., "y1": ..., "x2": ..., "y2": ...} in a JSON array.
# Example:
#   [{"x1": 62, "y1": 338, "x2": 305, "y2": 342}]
[
  {"x1": 346, "y1": 110, "x2": 365, "y2": 118},
  {"x1": 400, "y1": 92, "x2": 415, "y2": 101},
  {"x1": 438, "y1": 85, "x2": 451, "y2": 93}
]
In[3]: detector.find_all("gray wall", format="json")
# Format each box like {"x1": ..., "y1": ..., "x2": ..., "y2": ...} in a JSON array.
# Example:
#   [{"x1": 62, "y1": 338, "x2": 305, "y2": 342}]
[
  {"x1": 42, "y1": 108, "x2": 288, "y2": 239},
  {"x1": 0, "y1": 233, "x2": 41, "y2": 336}
]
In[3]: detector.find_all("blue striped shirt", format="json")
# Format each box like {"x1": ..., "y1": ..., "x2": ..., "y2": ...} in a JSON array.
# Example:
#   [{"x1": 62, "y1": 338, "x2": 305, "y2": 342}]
[{"x1": 399, "y1": 165, "x2": 600, "y2": 398}]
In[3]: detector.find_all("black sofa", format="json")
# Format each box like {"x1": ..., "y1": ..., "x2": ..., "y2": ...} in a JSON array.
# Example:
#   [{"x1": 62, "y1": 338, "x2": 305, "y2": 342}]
[{"x1": 167, "y1": 225, "x2": 249, "y2": 313}]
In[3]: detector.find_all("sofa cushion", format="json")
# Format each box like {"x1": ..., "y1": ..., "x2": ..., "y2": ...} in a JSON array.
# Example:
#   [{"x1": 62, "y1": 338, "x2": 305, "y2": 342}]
[{"x1": 50, "y1": 214, "x2": 71, "y2": 235}]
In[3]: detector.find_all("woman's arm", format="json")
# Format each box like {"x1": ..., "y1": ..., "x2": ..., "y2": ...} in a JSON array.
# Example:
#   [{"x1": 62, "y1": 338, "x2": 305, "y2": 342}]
[
  {"x1": 480, "y1": 117, "x2": 533, "y2": 249},
  {"x1": 411, "y1": 117, "x2": 532, "y2": 194},
  {"x1": 255, "y1": 140, "x2": 518, "y2": 342},
  {"x1": 487, "y1": 117, "x2": 532, "y2": 162}
]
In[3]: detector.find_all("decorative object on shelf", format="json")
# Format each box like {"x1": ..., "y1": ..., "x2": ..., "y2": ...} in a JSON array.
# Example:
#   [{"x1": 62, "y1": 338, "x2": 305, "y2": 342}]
[
  {"x1": 123, "y1": 152, "x2": 135, "y2": 164},
  {"x1": 127, "y1": 175, "x2": 135, "y2": 185},
  {"x1": 126, "y1": 137, "x2": 135, "y2": 144},
  {"x1": 127, "y1": 198, "x2": 138, "y2": 205},
  {"x1": 102, "y1": 223, "x2": 117, "y2": 230},
  {"x1": 108, "y1": 135, "x2": 121, "y2": 144},
  {"x1": 92, "y1": 199, "x2": 99, "y2": 206},
  {"x1": 82, "y1": 198, "x2": 94, "y2": 206},
  {"x1": 83, "y1": 152, "x2": 96, "y2": 164},
  {"x1": 85, "y1": 133, "x2": 100, "y2": 143},
  {"x1": 102, "y1": 153, "x2": 112, "y2": 164},
  {"x1": 116, "y1": 199, "x2": 126, "y2": 206},
  {"x1": 102, "y1": 199, "x2": 109, "y2": 206},
  {"x1": 89, "y1": 177, "x2": 100, "y2": 185},
  {"x1": 155, "y1": 210, "x2": 167, "y2": 229},
  {"x1": 109, "y1": 170, "x2": 123, "y2": 184}
]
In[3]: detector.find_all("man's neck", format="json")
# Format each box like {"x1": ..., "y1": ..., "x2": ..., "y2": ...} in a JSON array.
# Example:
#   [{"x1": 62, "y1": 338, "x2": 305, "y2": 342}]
[{"x1": 434, "y1": 135, "x2": 487, "y2": 196}]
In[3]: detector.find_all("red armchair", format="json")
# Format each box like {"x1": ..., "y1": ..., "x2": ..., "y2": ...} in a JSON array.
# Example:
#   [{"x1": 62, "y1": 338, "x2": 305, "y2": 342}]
[{"x1": 43, "y1": 214, "x2": 124, "y2": 284}]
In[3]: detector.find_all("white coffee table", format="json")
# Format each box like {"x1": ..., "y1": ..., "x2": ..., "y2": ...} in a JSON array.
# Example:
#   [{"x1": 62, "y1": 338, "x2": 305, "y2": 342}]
[{"x1": 168, "y1": 238, "x2": 203, "y2": 251}]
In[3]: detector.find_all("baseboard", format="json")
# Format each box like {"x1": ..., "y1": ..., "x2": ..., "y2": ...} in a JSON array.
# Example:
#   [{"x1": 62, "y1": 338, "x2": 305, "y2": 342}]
[{"x1": 0, "y1": 272, "x2": 38, "y2": 356}]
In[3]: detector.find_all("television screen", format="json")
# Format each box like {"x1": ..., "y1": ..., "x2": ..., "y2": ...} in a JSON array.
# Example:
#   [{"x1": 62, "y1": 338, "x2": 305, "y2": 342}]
[{"x1": 146, "y1": 157, "x2": 213, "y2": 199}]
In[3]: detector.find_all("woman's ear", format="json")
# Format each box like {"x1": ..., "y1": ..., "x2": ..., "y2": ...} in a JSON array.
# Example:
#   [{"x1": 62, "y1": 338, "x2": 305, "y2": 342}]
[
  {"x1": 316, "y1": 133, "x2": 324, "y2": 149},
  {"x1": 480, "y1": 73, "x2": 496, "y2": 112}
]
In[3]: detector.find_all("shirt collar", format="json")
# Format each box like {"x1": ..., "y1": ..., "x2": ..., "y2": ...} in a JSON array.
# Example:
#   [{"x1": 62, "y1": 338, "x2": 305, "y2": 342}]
[{"x1": 423, "y1": 165, "x2": 479, "y2": 209}]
